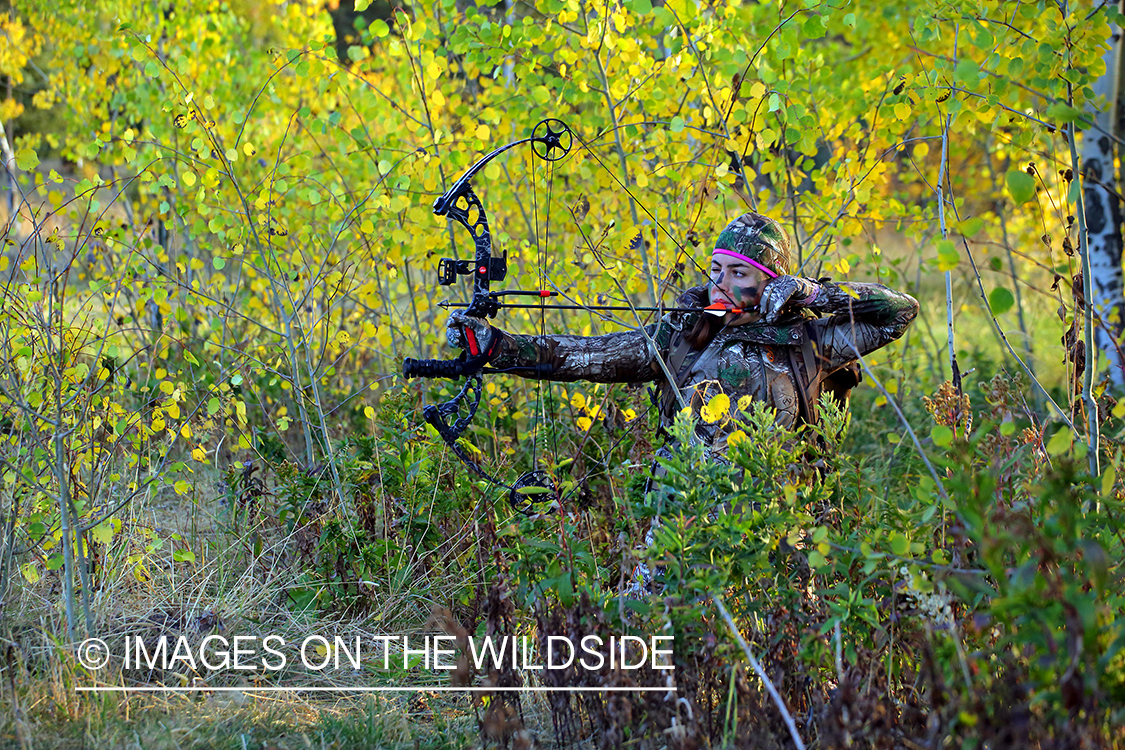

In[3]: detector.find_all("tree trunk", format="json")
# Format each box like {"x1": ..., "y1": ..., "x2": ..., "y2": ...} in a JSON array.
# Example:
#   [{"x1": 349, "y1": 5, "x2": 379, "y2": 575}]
[{"x1": 1084, "y1": 10, "x2": 1125, "y2": 390}]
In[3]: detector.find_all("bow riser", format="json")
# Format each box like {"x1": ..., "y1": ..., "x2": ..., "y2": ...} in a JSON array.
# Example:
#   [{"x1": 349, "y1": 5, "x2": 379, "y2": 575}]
[{"x1": 435, "y1": 187, "x2": 504, "y2": 320}]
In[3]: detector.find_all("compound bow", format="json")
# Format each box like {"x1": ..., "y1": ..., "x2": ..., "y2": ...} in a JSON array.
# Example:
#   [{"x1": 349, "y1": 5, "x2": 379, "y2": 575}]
[
  {"x1": 402, "y1": 118, "x2": 736, "y2": 513},
  {"x1": 402, "y1": 118, "x2": 574, "y2": 512}
]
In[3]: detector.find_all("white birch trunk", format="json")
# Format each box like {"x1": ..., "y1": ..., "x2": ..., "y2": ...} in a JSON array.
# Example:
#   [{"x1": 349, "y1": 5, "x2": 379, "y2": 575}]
[{"x1": 1083, "y1": 16, "x2": 1125, "y2": 390}]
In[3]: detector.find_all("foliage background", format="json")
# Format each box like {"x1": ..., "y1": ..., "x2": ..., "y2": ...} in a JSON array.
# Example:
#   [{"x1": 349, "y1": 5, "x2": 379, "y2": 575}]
[{"x1": 1, "y1": 0, "x2": 1124, "y2": 747}]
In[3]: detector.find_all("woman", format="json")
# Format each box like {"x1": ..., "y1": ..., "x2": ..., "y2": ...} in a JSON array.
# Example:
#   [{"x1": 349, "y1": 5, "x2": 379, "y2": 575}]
[
  {"x1": 446, "y1": 212, "x2": 919, "y2": 458},
  {"x1": 447, "y1": 212, "x2": 917, "y2": 594}
]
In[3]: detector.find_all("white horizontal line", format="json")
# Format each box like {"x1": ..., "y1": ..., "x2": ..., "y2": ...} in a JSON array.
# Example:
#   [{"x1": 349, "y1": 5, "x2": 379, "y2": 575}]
[{"x1": 77, "y1": 686, "x2": 677, "y2": 693}]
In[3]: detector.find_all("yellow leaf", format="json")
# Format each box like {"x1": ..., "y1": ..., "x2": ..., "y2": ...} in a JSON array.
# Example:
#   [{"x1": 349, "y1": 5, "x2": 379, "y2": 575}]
[
  {"x1": 364, "y1": 406, "x2": 375, "y2": 419},
  {"x1": 737, "y1": 395, "x2": 753, "y2": 412},
  {"x1": 192, "y1": 446, "x2": 207, "y2": 461},
  {"x1": 571, "y1": 392, "x2": 586, "y2": 410},
  {"x1": 728, "y1": 429, "x2": 748, "y2": 447},
  {"x1": 180, "y1": 423, "x2": 192, "y2": 439},
  {"x1": 576, "y1": 416, "x2": 592, "y2": 431},
  {"x1": 707, "y1": 393, "x2": 730, "y2": 419},
  {"x1": 20, "y1": 563, "x2": 40, "y2": 584}
]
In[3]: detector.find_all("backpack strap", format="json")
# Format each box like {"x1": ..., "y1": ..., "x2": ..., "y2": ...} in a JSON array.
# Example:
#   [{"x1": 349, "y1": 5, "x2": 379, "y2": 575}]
[
  {"x1": 789, "y1": 321, "x2": 827, "y2": 426},
  {"x1": 656, "y1": 330, "x2": 700, "y2": 426}
]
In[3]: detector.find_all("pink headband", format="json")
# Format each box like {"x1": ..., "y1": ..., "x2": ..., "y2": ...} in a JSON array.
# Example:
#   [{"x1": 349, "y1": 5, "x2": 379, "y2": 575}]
[{"x1": 712, "y1": 248, "x2": 778, "y2": 279}]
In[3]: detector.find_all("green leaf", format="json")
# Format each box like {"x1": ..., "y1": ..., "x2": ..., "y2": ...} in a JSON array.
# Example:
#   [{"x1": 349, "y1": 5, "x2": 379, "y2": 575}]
[
  {"x1": 808, "y1": 549, "x2": 826, "y2": 568},
  {"x1": 15, "y1": 148, "x2": 39, "y2": 171},
  {"x1": 184, "y1": 351, "x2": 200, "y2": 366},
  {"x1": 959, "y1": 216, "x2": 983, "y2": 236},
  {"x1": 1045, "y1": 428, "x2": 1074, "y2": 456},
  {"x1": 890, "y1": 533, "x2": 909, "y2": 557},
  {"x1": 1068, "y1": 177, "x2": 1081, "y2": 206},
  {"x1": 354, "y1": 0, "x2": 372, "y2": 10},
  {"x1": 669, "y1": 116, "x2": 684, "y2": 133},
  {"x1": 173, "y1": 548, "x2": 196, "y2": 564},
  {"x1": 936, "y1": 239, "x2": 959, "y2": 272},
  {"x1": 212, "y1": 256, "x2": 226, "y2": 270},
  {"x1": 931, "y1": 424, "x2": 953, "y2": 447},
  {"x1": 1000, "y1": 421, "x2": 1017, "y2": 437},
  {"x1": 1045, "y1": 102, "x2": 1084, "y2": 124},
  {"x1": 1005, "y1": 169, "x2": 1036, "y2": 204},
  {"x1": 92, "y1": 521, "x2": 114, "y2": 546},
  {"x1": 207, "y1": 397, "x2": 220, "y2": 416},
  {"x1": 954, "y1": 58, "x2": 979, "y2": 87},
  {"x1": 628, "y1": 0, "x2": 653, "y2": 13},
  {"x1": 988, "y1": 287, "x2": 1015, "y2": 315}
]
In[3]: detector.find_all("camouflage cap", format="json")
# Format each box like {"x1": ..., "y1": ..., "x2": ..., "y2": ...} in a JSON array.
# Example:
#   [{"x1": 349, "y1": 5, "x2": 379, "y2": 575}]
[{"x1": 712, "y1": 212, "x2": 793, "y2": 277}]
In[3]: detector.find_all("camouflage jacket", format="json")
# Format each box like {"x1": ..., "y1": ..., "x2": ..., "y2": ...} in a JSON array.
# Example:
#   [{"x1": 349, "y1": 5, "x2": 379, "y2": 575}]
[{"x1": 490, "y1": 280, "x2": 919, "y2": 457}]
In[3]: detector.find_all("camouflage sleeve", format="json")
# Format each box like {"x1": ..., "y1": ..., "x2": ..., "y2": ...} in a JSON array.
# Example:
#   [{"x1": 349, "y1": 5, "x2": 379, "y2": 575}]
[
  {"x1": 809, "y1": 281, "x2": 919, "y2": 368},
  {"x1": 488, "y1": 319, "x2": 674, "y2": 384}
]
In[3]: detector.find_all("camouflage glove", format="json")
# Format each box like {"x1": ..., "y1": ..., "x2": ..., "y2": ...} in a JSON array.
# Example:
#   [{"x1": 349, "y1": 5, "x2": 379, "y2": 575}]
[
  {"x1": 445, "y1": 309, "x2": 498, "y2": 356},
  {"x1": 759, "y1": 275, "x2": 821, "y2": 323}
]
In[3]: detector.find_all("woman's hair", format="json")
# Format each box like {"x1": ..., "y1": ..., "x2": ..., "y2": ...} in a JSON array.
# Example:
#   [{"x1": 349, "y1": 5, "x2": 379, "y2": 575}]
[{"x1": 684, "y1": 313, "x2": 722, "y2": 350}]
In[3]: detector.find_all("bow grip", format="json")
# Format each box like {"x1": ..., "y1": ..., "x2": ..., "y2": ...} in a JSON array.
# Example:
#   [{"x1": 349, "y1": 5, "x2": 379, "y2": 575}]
[
  {"x1": 402, "y1": 356, "x2": 472, "y2": 379},
  {"x1": 402, "y1": 326, "x2": 502, "y2": 380}
]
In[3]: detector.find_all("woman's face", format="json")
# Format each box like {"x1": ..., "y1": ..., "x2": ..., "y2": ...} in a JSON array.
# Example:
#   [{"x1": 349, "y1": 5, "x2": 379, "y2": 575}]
[{"x1": 709, "y1": 254, "x2": 766, "y2": 315}]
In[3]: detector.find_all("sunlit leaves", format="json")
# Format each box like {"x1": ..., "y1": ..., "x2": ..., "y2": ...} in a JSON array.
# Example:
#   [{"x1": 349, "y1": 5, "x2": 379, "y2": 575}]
[{"x1": 15, "y1": 147, "x2": 39, "y2": 170}]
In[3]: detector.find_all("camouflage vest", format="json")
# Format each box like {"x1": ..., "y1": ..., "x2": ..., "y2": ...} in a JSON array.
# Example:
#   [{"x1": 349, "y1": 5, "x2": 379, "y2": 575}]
[{"x1": 654, "y1": 312, "x2": 861, "y2": 431}]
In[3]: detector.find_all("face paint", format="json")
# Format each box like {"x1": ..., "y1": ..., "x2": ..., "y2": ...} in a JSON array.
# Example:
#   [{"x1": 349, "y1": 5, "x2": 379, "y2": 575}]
[{"x1": 735, "y1": 285, "x2": 759, "y2": 307}]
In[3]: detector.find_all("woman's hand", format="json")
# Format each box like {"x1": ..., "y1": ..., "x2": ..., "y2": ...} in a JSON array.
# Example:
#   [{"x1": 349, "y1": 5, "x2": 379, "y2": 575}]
[
  {"x1": 445, "y1": 309, "x2": 496, "y2": 355},
  {"x1": 759, "y1": 275, "x2": 820, "y2": 323}
]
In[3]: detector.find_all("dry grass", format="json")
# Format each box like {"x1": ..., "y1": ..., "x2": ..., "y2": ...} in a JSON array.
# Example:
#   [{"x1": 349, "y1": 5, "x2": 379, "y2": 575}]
[{"x1": 0, "y1": 459, "x2": 509, "y2": 749}]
